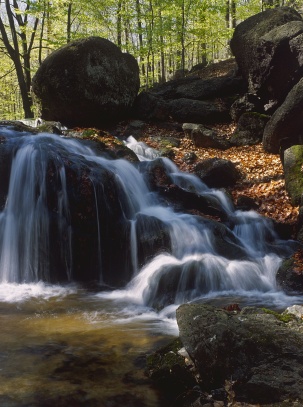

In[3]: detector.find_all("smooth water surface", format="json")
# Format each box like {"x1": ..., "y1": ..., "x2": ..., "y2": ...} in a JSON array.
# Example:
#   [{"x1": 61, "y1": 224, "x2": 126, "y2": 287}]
[{"x1": 0, "y1": 283, "x2": 178, "y2": 407}]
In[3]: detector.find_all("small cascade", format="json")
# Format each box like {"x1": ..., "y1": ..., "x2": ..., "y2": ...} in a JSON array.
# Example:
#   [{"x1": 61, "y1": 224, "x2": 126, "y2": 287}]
[{"x1": 0, "y1": 128, "x2": 297, "y2": 310}]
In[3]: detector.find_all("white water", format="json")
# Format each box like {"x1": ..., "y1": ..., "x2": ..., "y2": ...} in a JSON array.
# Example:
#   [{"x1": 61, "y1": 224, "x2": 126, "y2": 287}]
[{"x1": 0, "y1": 129, "x2": 301, "y2": 327}]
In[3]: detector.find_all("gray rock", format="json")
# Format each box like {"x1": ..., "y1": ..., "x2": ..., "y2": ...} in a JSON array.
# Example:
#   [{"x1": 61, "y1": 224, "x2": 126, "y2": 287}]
[
  {"x1": 194, "y1": 158, "x2": 240, "y2": 188},
  {"x1": 32, "y1": 36, "x2": 140, "y2": 128},
  {"x1": 167, "y1": 98, "x2": 230, "y2": 124},
  {"x1": 230, "y1": 112, "x2": 269, "y2": 146},
  {"x1": 148, "y1": 75, "x2": 245, "y2": 101},
  {"x1": 182, "y1": 123, "x2": 230, "y2": 149},
  {"x1": 263, "y1": 78, "x2": 303, "y2": 153},
  {"x1": 251, "y1": 20, "x2": 303, "y2": 106},
  {"x1": 177, "y1": 303, "x2": 303, "y2": 403},
  {"x1": 230, "y1": 7, "x2": 302, "y2": 106},
  {"x1": 283, "y1": 144, "x2": 303, "y2": 206},
  {"x1": 132, "y1": 92, "x2": 170, "y2": 121},
  {"x1": 230, "y1": 93, "x2": 264, "y2": 121}
]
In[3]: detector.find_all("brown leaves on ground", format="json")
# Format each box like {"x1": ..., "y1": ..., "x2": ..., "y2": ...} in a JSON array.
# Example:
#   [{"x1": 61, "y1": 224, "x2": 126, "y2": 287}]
[
  {"x1": 139, "y1": 123, "x2": 299, "y2": 226},
  {"x1": 293, "y1": 249, "x2": 303, "y2": 275}
]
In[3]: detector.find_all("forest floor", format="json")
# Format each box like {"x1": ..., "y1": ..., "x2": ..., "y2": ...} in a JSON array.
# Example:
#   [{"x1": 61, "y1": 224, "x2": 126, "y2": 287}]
[{"x1": 138, "y1": 121, "x2": 299, "y2": 227}]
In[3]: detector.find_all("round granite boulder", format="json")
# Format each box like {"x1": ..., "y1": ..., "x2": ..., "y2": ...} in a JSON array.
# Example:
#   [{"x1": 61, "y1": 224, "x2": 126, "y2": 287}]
[{"x1": 32, "y1": 37, "x2": 140, "y2": 128}]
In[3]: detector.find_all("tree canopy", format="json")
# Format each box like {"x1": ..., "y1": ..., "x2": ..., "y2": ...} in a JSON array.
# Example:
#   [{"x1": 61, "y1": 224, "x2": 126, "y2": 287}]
[{"x1": 0, "y1": 0, "x2": 301, "y2": 119}]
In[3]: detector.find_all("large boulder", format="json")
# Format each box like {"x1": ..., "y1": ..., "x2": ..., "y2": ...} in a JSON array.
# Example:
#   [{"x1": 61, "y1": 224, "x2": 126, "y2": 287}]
[
  {"x1": 147, "y1": 75, "x2": 245, "y2": 101},
  {"x1": 230, "y1": 7, "x2": 302, "y2": 108},
  {"x1": 263, "y1": 78, "x2": 303, "y2": 153},
  {"x1": 177, "y1": 303, "x2": 303, "y2": 404},
  {"x1": 167, "y1": 98, "x2": 230, "y2": 124},
  {"x1": 32, "y1": 37, "x2": 140, "y2": 128},
  {"x1": 132, "y1": 62, "x2": 246, "y2": 124}
]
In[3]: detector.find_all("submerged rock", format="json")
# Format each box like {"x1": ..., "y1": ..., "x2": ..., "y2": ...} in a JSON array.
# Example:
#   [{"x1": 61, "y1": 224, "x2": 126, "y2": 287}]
[{"x1": 32, "y1": 36, "x2": 140, "y2": 128}]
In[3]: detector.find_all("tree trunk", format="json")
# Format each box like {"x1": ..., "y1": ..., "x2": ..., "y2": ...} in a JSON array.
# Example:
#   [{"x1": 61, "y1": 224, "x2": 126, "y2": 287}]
[{"x1": 0, "y1": 0, "x2": 35, "y2": 118}]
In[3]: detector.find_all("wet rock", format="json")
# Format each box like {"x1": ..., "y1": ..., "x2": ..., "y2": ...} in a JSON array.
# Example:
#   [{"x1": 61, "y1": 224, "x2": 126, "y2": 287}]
[
  {"x1": 276, "y1": 255, "x2": 303, "y2": 293},
  {"x1": 143, "y1": 219, "x2": 249, "y2": 309},
  {"x1": 135, "y1": 214, "x2": 171, "y2": 268},
  {"x1": 194, "y1": 158, "x2": 241, "y2": 188},
  {"x1": 0, "y1": 120, "x2": 39, "y2": 133},
  {"x1": 32, "y1": 36, "x2": 140, "y2": 128},
  {"x1": 235, "y1": 195, "x2": 260, "y2": 211},
  {"x1": 141, "y1": 159, "x2": 229, "y2": 219},
  {"x1": 146, "y1": 338, "x2": 197, "y2": 403},
  {"x1": 177, "y1": 304, "x2": 303, "y2": 404}
]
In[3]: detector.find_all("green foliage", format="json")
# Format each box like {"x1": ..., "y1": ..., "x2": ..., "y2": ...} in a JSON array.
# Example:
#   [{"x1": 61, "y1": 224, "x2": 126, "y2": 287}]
[{"x1": 0, "y1": 0, "x2": 303, "y2": 118}]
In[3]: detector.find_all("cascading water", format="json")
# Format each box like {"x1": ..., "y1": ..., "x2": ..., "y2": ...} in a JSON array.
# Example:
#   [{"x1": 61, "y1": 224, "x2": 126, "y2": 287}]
[
  {"x1": 0, "y1": 127, "x2": 302, "y2": 407},
  {"x1": 0, "y1": 128, "x2": 300, "y2": 309}
]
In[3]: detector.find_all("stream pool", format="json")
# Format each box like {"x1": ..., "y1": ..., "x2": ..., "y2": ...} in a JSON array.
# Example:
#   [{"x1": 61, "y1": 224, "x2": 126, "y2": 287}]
[
  {"x1": 1, "y1": 283, "x2": 303, "y2": 407},
  {"x1": 0, "y1": 283, "x2": 177, "y2": 407}
]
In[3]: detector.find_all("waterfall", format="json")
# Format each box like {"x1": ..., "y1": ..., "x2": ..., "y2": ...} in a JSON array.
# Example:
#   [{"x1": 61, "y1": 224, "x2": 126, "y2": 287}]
[{"x1": 0, "y1": 127, "x2": 296, "y2": 310}]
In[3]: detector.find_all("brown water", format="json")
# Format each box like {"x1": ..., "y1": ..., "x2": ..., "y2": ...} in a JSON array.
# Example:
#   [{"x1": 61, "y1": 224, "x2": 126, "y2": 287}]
[{"x1": 0, "y1": 285, "x2": 176, "y2": 407}]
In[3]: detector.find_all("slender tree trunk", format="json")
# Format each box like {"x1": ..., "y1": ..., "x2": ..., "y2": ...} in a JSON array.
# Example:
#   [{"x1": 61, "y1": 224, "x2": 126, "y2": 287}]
[
  {"x1": 0, "y1": 0, "x2": 34, "y2": 117},
  {"x1": 181, "y1": 0, "x2": 186, "y2": 74},
  {"x1": 136, "y1": 0, "x2": 145, "y2": 76},
  {"x1": 67, "y1": 2, "x2": 72, "y2": 43},
  {"x1": 158, "y1": 8, "x2": 166, "y2": 83},
  {"x1": 117, "y1": 0, "x2": 122, "y2": 48}
]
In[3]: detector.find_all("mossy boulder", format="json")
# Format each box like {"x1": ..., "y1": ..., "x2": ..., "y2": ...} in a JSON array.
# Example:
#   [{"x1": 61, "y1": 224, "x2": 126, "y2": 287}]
[
  {"x1": 283, "y1": 144, "x2": 303, "y2": 206},
  {"x1": 177, "y1": 303, "x2": 303, "y2": 404}
]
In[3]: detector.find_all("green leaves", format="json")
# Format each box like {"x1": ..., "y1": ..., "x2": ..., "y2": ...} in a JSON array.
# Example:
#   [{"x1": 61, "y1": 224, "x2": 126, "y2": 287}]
[{"x1": 0, "y1": 0, "x2": 289, "y2": 118}]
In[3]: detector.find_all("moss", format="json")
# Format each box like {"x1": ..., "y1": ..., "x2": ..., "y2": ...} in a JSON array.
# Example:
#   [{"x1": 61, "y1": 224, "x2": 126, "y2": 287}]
[
  {"x1": 261, "y1": 308, "x2": 297, "y2": 323},
  {"x1": 284, "y1": 145, "x2": 303, "y2": 206},
  {"x1": 81, "y1": 128, "x2": 99, "y2": 139},
  {"x1": 243, "y1": 111, "x2": 270, "y2": 120},
  {"x1": 146, "y1": 338, "x2": 197, "y2": 403},
  {"x1": 146, "y1": 338, "x2": 183, "y2": 371}
]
